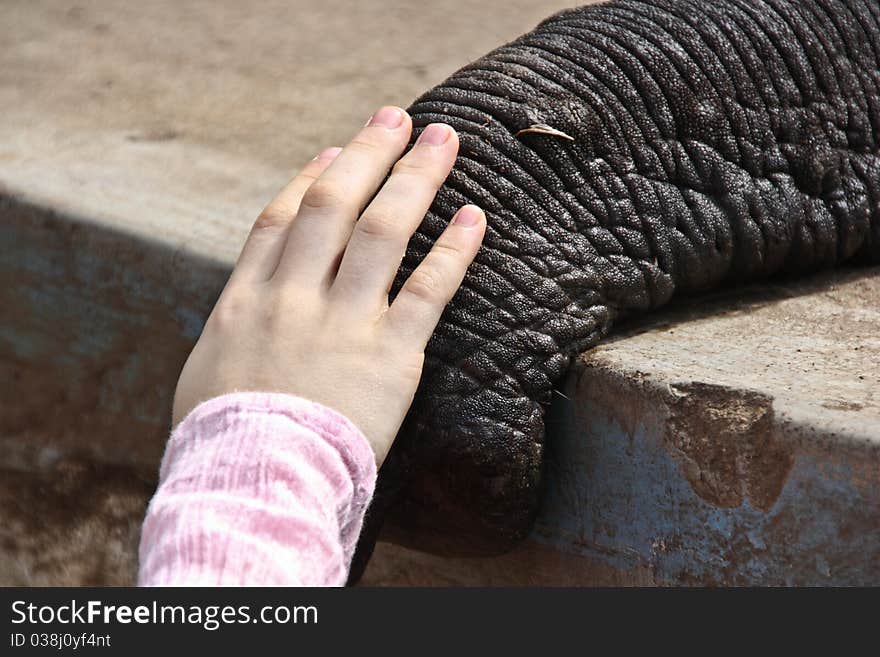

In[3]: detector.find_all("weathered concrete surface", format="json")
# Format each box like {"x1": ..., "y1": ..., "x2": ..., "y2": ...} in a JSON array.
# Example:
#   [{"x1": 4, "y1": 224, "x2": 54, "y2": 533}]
[
  {"x1": 0, "y1": 460, "x2": 150, "y2": 586},
  {"x1": 1, "y1": 0, "x2": 878, "y2": 585},
  {"x1": 538, "y1": 272, "x2": 880, "y2": 586}
]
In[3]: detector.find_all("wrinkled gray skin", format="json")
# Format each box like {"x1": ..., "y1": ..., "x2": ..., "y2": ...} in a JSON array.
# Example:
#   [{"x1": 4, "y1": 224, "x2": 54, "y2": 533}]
[{"x1": 351, "y1": 0, "x2": 880, "y2": 578}]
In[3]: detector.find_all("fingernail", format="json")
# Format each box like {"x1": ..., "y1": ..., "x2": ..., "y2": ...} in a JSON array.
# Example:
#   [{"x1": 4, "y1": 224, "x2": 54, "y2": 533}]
[
  {"x1": 315, "y1": 146, "x2": 342, "y2": 161},
  {"x1": 417, "y1": 123, "x2": 452, "y2": 146},
  {"x1": 454, "y1": 205, "x2": 483, "y2": 227},
  {"x1": 368, "y1": 106, "x2": 405, "y2": 129}
]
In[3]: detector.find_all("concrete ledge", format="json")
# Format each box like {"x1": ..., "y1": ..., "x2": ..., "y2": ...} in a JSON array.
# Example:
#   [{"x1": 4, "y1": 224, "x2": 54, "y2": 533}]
[{"x1": 542, "y1": 277, "x2": 880, "y2": 586}]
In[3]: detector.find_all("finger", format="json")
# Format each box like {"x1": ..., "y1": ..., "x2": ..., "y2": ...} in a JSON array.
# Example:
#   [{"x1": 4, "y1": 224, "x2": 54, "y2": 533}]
[
  {"x1": 231, "y1": 147, "x2": 342, "y2": 284},
  {"x1": 384, "y1": 205, "x2": 486, "y2": 350},
  {"x1": 274, "y1": 106, "x2": 413, "y2": 287},
  {"x1": 332, "y1": 123, "x2": 459, "y2": 312}
]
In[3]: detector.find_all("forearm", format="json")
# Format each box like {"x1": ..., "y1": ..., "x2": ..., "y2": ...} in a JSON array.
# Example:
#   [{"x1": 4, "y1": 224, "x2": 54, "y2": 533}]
[{"x1": 138, "y1": 392, "x2": 377, "y2": 586}]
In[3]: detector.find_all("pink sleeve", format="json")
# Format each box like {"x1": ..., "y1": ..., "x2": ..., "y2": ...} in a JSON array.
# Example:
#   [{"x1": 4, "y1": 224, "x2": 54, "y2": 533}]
[{"x1": 137, "y1": 392, "x2": 377, "y2": 586}]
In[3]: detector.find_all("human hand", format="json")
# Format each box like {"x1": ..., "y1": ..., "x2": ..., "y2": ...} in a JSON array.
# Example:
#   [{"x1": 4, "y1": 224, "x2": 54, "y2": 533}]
[{"x1": 172, "y1": 106, "x2": 486, "y2": 465}]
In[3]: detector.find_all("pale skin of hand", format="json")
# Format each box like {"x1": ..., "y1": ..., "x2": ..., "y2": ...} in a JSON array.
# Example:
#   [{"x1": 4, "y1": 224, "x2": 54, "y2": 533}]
[{"x1": 172, "y1": 106, "x2": 486, "y2": 466}]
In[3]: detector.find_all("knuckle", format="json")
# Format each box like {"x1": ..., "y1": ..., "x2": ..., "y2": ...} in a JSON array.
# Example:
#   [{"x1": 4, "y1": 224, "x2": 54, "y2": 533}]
[
  {"x1": 392, "y1": 159, "x2": 444, "y2": 188},
  {"x1": 391, "y1": 158, "x2": 424, "y2": 178},
  {"x1": 300, "y1": 179, "x2": 346, "y2": 211},
  {"x1": 356, "y1": 210, "x2": 399, "y2": 240},
  {"x1": 252, "y1": 206, "x2": 292, "y2": 232},
  {"x1": 348, "y1": 135, "x2": 380, "y2": 153},
  {"x1": 294, "y1": 169, "x2": 321, "y2": 187},
  {"x1": 429, "y1": 240, "x2": 462, "y2": 260},
  {"x1": 405, "y1": 266, "x2": 446, "y2": 303}
]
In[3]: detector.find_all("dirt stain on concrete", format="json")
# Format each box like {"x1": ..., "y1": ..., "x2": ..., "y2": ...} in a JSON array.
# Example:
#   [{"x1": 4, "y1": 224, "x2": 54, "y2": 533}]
[{"x1": 665, "y1": 383, "x2": 794, "y2": 512}]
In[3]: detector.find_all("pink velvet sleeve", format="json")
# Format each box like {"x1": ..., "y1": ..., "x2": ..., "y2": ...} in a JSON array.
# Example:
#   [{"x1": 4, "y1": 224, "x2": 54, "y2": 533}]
[{"x1": 137, "y1": 392, "x2": 377, "y2": 586}]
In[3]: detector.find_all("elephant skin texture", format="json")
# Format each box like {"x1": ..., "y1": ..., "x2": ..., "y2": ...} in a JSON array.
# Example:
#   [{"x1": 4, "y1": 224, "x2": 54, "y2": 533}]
[{"x1": 351, "y1": 0, "x2": 880, "y2": 577}]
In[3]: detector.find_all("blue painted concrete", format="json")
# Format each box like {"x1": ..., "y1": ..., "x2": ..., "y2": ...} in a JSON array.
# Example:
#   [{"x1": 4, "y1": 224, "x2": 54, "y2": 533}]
[{"x1": 537, "y1": 384, "x2": 880, "y2": 585}]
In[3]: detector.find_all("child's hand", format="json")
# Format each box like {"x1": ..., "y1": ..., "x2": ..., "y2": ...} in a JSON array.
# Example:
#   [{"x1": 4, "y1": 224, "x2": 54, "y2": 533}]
[{"x1": 172, "y1": 107, "x2": 486, "y2": 465}]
